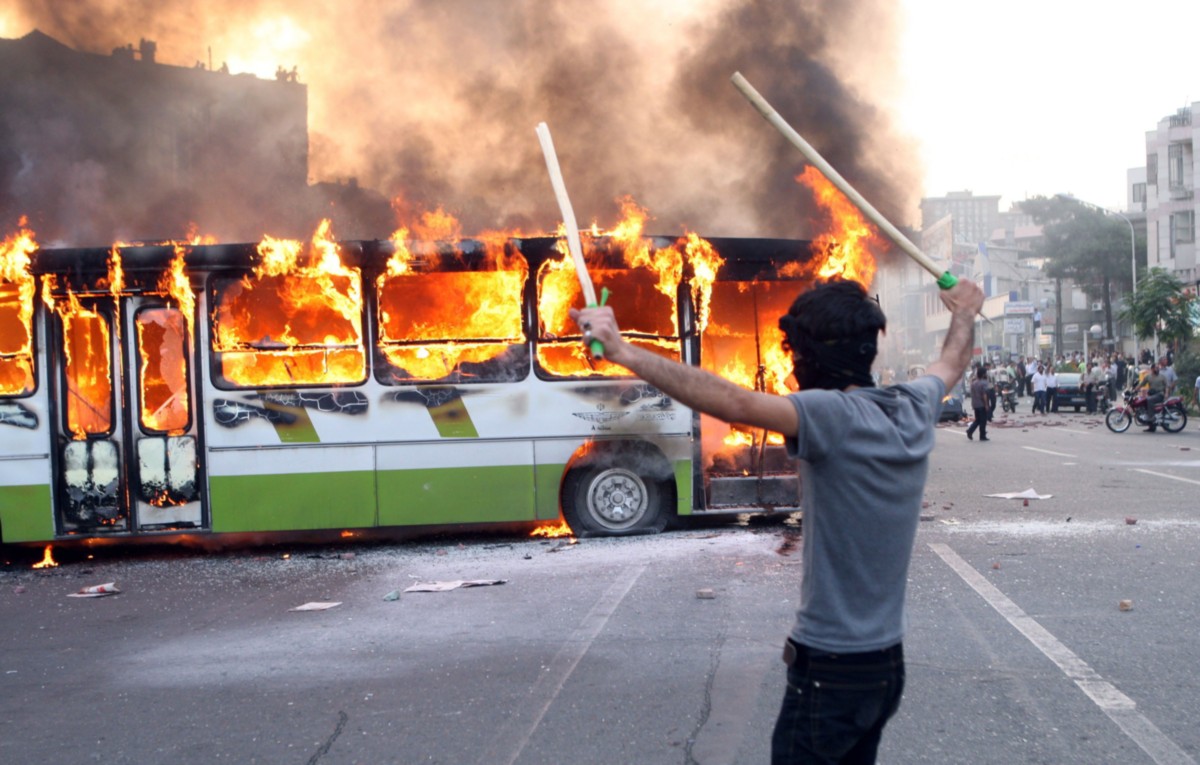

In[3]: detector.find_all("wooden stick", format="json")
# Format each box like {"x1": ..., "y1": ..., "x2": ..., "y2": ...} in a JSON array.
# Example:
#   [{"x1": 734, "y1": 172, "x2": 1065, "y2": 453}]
[
  {"x1": 730, "y1": 71, "x2": 956, "y2": 289},
  {"x1": 535, "y1": 122, "x2": 597, "y2": 306}
]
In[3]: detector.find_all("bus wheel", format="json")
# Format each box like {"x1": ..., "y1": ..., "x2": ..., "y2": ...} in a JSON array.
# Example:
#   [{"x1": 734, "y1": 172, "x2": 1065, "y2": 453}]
[{"x1": 562, "y1": 453, "x2": 671, "y2": 537}]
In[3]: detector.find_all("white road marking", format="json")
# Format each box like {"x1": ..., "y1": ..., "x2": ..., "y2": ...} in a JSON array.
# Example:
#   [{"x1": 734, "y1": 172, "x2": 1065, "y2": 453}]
[
  {"x1": 1132, "y1": 468, "x2": 1200, "y2": 487},
  {"x1": 1022, "y1": 446, "x2": 1077, "y2": 458},
  {"x1": 486, "y1": 563, "x2": 647, "y2": 765},
  {"x1": 929, "y1": 543, "x2": 1195, "y2": 765}
]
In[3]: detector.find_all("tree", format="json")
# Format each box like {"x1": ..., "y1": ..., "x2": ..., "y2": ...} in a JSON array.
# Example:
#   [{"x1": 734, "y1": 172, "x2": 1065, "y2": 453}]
[
  {"x1": 1022, "y1": 196, "x2": 1138, "y2": 345},
  {"x1": 1118, "y1": 267, "x2": 1197, "y2": 353}
]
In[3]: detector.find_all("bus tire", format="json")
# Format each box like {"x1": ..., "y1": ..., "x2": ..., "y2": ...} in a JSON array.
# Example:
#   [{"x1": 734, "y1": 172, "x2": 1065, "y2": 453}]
[{"x1": 561, "y1": 446, "x2": 673, "y2": 537}]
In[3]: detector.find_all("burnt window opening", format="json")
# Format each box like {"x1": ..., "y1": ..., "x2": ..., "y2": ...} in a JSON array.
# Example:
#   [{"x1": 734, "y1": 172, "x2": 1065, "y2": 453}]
[
  {"x1": 375, "y1": 266, "x2": 530, "y2": 385},
  {"x1": 0, "y1": 279, "x2": 36, "y2": 397},
  {"x1": 136, "y1": 306, "x2": 191, "y2": 433},
  {"x1": 57, "y1": 299, "x2": 115, "y2": 438},
  {"x1": 535, "y1": 265, "x2": 681, "y2": 379},
  {"x1": 209, "y1": 270, "x2": 366, "y2": 390}
]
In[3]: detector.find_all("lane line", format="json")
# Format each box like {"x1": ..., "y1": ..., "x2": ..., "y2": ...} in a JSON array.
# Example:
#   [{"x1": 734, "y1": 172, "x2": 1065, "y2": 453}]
[
  {"x1": 1132, "y1": 468, "x2": 1200, "y2": 487},
  {"x1": 929, "y1": 543, "x2": 1195, "y2": 765},
  {"x1": 485, "y1": 563, "x2": 648, "y2": 765},
  {"x1": 1022, "y1": 446, "x2": 1077, "y2": 458}
]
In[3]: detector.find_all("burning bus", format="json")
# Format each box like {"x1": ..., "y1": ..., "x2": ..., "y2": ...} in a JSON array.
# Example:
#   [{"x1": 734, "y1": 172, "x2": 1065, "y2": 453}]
[{"x1": 0, "y1": 213, "x2": 857, "y2": 544}]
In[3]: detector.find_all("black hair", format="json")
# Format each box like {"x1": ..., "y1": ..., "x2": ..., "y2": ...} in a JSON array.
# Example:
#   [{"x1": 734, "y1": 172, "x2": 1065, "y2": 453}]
[{"x1": 778, "y1": 278, "x2": 887, "y2": 390}]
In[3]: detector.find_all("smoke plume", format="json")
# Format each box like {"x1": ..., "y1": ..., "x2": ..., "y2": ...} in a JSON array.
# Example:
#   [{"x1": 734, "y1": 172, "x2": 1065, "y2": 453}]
[{"x1": 3, "y1": 0, "x2": 919, "y2": 244}]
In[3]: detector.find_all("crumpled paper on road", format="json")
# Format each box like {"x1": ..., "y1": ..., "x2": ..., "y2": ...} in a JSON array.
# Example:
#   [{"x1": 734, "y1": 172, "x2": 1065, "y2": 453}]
[
  {"x1": 985, "y1": 488, "x2": 1053, "y2": 500},
  {"x1": 404, "y1": 579, "x2": 507, "y2": 593}
]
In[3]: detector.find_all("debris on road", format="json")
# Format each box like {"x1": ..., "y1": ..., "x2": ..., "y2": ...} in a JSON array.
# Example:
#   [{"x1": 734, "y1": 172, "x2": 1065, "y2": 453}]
[
  {"x1": 67, "y1": 583, "x2": 119, "y2": 598},
  {"x1": 289, "y1": 601, "x2": 342, "y2": 611},
  {"x1": 1125, "y1": 517, "x2": 1138, "y2": 525},
  {"x1": 1119, "y1": 600, "x2": 1134, "y2": 612},
  {"x1": 986, "y1": 488, "x2": 1053, "y2": 500},
  {"x1": 404, "y1": 579, "x2": 507, "y2": 593},
  {"x1": 383, "y1": 590, "x2": 401, "y2": 601},
  {"x1": 696, "y1": 588, "x2": 716, "y2": 599}
]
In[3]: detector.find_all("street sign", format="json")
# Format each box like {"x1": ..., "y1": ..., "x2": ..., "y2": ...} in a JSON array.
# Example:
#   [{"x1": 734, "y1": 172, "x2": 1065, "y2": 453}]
[
  {"x1": 1003, "y1": 318, "x2": 1025, "y2": 334},
  {"x1": 1005, "y1": 301, "x2": 1035, "y2": 315}
]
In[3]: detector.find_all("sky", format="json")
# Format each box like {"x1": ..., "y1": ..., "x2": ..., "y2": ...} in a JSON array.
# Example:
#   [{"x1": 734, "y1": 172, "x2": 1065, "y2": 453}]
[
  {"x1": 2, "y1": 0, "x2": 1198, "y2": 234},
  {"x1": 897, "y1": 0, "x2": 1200, "y2": 214}
]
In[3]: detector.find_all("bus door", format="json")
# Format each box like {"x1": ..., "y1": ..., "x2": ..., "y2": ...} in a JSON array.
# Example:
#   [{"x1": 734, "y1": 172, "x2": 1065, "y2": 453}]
[{"x1": 48, "y1": 293, "x2": 204, "y2": 535}]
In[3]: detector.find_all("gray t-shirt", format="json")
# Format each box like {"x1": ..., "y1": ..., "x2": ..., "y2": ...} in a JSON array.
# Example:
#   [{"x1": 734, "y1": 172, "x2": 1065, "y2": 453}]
[{"x1": 784, "y1": 375, "x2": 945, "y2": 652}]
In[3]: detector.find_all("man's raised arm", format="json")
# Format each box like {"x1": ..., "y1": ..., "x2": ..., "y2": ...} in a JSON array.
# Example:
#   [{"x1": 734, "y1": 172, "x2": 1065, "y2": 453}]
[
  {"x1": 570, "y1": 306, "x2": 798, "y2": 437},
  {"x1": 926, "y1": 280, "x2": 986, "y2": 392}
]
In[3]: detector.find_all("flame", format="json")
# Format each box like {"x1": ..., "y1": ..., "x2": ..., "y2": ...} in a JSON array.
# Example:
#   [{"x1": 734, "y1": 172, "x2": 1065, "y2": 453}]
[
  {"x1": 40, "y1": 276, "x2": 114, "y2": 439},
  {"x1": 137, "y1": 306, "x2": 190, "y2": 433},
  {"x1": 32, "y1": 545, "x2": 58, "y2": 569},
  {"x1": 535, "y1": 198, "x2": 721, "y2": 377},
  {"x1": 794, "y1": 166, "x2": 881, "y2": 287},
  {"x1": 530, "y1": 519, "x2": 574, "y2": 538},
  {"x1": 211, "y1": 219, "x2": 365, "y2": 387},
  {"x1": 379, "y1": 204, "x2": 528, "y2": 381},
  {"x1": 0, "y1": 218, "x2": 38, "y2": 395}
]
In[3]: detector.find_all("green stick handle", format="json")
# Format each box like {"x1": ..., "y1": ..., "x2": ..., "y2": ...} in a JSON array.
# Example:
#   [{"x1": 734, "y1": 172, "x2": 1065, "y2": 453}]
[
  {"x1": 936, "y1": 271, "x2": 958, "y2": 289},
  {"x1": 589, "y1": 287, "x2": 610, "y2": 359}
]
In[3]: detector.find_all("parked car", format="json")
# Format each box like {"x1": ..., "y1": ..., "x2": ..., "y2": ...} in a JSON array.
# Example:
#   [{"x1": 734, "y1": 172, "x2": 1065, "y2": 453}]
[
  {"x1": 1053, "y1": 372, "x2": 1088, "y2": 411},
  {"x1": 939, "y1": 383, "x2": 966, "y2": 421}
]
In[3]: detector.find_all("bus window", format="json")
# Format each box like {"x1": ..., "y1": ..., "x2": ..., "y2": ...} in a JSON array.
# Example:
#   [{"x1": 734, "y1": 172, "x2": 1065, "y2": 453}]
[
  {"x1": 0, "y1": 280, "x2": 35, "y2": 396},
  {"x1": 536, "y1": 265, "x2": 680, "y2": 378},
  {"x1": 209, "y1": 270, "x2": 366, "y2": 389},
  {"x1": 60, "y1": 301, "x2": 114, "y2": 438},
  {"x1": 376, "y1": 268, "x2": 528, "y2": 384},
  {"x1": 136, "y1": 307, "x2": 190, "y2": 433}
]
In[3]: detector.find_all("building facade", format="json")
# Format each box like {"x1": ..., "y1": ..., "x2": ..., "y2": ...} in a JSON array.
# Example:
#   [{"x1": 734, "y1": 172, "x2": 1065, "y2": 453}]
[{"x1": 1141, "y1": 103, "x2": 1198, "y2": 288}]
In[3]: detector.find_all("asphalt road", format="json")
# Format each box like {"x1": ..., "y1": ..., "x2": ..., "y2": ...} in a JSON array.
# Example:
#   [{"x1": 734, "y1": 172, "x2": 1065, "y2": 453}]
[{"x1": 2, "y1": 406, "x2": 1199, "y2": 765}]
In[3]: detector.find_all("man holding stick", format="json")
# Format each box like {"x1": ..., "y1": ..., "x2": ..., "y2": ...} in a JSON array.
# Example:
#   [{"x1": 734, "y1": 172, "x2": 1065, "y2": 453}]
[{"x1": 572, "y1": 276, "x2": 983, "y2": 764}]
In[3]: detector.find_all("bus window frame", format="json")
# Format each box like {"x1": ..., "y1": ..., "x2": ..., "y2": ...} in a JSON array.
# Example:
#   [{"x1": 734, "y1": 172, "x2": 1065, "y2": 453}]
[
  {"x1": 0, "y1": 278, "x2": 40, "y2": 399},
  {"x1": 53, "y1": 296, "x2": 116, "y2": 439},
  {"x1": 206, "y1": 270, "x2": 370, "y2": 392}
]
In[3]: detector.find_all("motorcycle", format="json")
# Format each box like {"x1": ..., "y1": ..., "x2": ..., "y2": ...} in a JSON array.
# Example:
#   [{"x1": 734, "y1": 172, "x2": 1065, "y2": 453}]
[
  {"x1": 1104, "y1": 389, "x2": 1188, "y2": 433},
  {"x1": 998, "y1": 379, "x2": 1018, "y2": 413}
]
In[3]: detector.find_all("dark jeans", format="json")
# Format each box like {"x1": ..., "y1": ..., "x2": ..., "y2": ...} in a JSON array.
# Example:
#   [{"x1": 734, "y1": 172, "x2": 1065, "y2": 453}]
[
  {"x1": 1033, "y1": 390, "x2": 1046, "y2": 413},
  {"x1": 1048, "y1": 386, "x2": 1058, "y2": 412},
  {"x1": 966, "y1": 406, "x2": 988, "y2": 439},
  {"x1": 772, "y1": 640, "x2": 905, "y2": 764}
]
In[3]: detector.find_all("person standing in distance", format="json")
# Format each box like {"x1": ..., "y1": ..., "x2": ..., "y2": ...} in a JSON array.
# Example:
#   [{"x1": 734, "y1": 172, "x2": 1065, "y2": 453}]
[
  {"x1": 966, "y1": 364, "x2": 990, "y2": 441},
  {"x1": 572, "y1": 277, "x2": 985, "y2": 765}
]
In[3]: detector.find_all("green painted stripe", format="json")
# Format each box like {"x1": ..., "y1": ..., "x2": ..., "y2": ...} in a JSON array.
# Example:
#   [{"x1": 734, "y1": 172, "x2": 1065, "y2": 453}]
[
  {"x1": 0, "y1": 484, "x2": 55, "y2": 542},
  {"x1": 263, "y1": 397, "x2": 321, "y2": 443},
  {"x1": 378, "y1": 464, "x2": 533, "y2": 525},
  {"x1": 535, "y1": 462, "x2": 567, "y2": 521},
  {"x1": 209, "y1": 470, "x2": 375, "y2": 532},
  {"x1": 429, "y1": 396, "x2": 479, "y2": 438},
  {"x1": 673, "y1": 459, "x2": 693, "y2": 516}
]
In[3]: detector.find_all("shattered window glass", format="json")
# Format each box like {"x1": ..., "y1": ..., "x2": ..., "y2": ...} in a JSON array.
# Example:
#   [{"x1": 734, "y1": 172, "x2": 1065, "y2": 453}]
[{"x1": 136, "y1": 307, "x2": 190, "y2": 433}]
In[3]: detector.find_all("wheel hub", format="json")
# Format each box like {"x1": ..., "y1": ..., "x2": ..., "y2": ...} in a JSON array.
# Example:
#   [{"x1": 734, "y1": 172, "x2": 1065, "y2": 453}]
[{"x1": 587, "y1": 468, "x2": 647, "y2": 528}]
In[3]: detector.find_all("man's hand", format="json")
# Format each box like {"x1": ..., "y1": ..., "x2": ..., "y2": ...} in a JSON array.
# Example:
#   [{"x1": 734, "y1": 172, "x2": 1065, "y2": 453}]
[
  {"x1": 570, "y1": 306, "x2": 630, "y2": 366},
  {"x1": 938, "y1": 279, "x2": 985, "y2": 317}
]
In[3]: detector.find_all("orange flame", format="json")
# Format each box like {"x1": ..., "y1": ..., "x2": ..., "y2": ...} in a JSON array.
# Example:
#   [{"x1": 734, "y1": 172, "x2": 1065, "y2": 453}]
[
  {"x1": 0, "y1": 218, "x2": 38, "y2": 395},
  {"x1": 794, "y1": 166, "x2": 881, "y2": 287},
  {"x1": 32, "y1": 545, "x2": 58, "y2": 569},
  {"x1": 530, "y1": 519, "x2": 574, "y2": 538},
  {"x1": 535, "y1": 198, "x2": 722, "y2": 377},
  {"x1": 211, "y1": 220, "x2": 365, "y2": 387}
]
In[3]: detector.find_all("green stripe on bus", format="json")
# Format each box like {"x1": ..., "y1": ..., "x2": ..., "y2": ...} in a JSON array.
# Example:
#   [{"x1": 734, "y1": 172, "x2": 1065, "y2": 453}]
[
  {"x1": 0, "y1": 484, "x2": 54, "y2": 542},
  {"x1": 378, "y1": 464, "x2": 533, "y2": 525},
  {"x1": 209, "y1": 470, "x2": 376, "y2": 532},
  {"x1": 674, "y1": 459, "x2": 693, "y2": 516},
  {"x1": 535, "y1": 462, "x2": 567, "y2": 520},
  {"x1": 429, "y1": 396, "x2": 479, "y2": 438}
]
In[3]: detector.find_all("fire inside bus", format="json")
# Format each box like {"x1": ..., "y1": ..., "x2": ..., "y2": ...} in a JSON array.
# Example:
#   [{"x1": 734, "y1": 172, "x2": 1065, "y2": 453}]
[{"x1": 0, "y1": 210, "x2": 877, "y2": 544}]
